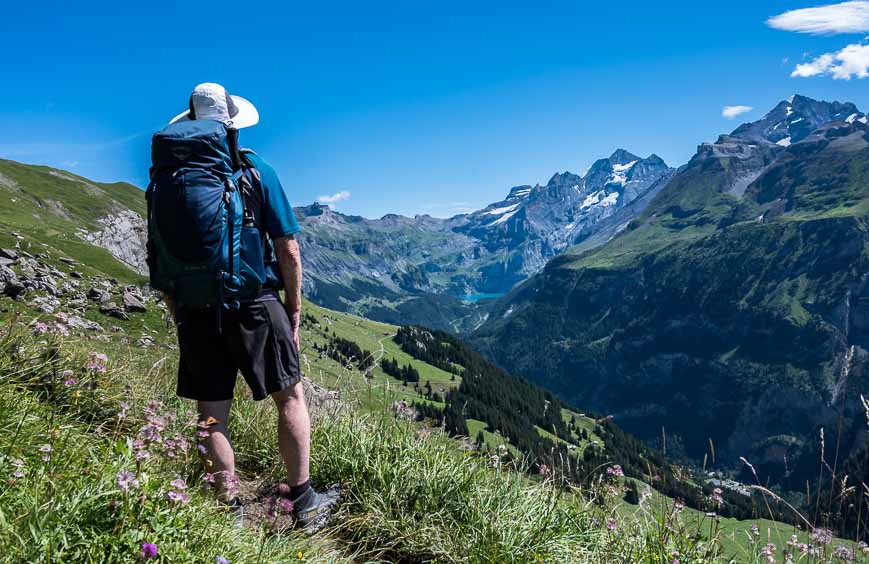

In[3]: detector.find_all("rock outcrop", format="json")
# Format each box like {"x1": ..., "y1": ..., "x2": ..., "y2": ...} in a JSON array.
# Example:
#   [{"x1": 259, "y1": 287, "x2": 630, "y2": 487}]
[{"x1": 84, "y1": 210, "x2": 149, "y2": 275}]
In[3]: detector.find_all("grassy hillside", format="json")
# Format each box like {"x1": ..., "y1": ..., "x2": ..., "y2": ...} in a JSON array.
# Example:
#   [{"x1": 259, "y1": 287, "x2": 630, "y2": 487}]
[
  {"x1": 4, "y1": 286, "x2": 867, "y2": 561},
  {"x1": 0, "y1": 158, "x2": 147, "y2": 283}
]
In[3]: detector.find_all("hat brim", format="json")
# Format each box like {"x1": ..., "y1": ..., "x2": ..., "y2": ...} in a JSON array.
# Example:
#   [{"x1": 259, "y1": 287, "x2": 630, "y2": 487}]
[{"x1": 168, "y1": 95, "x2": 260, "y2": 129}]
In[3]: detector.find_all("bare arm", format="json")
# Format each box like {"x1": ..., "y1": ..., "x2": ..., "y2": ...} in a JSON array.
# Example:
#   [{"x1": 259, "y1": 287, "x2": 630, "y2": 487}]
[{"x1": 273, "y1": 235, "x2": 303, "y2": 349}]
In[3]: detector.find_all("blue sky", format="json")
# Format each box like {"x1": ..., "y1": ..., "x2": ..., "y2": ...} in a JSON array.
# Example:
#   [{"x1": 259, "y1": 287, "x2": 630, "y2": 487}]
[{"x1": 1, "y1": 0, "x2": 867, "y2": 218}]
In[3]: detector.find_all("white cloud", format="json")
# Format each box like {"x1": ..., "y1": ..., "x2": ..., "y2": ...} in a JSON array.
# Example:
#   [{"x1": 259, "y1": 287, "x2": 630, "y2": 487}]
[
  {"x1": 791, "y1": 42, "x2": 869, "y2": 79},
  {"x1": 722, "y1": 105, "x2": 754, "y2": 119},
  {"x1": 767, "y1": 1, "x2": 869, "y2": 34},
  {"x1": 316, "y1": 190, "x2": 351, "y2": 205}
]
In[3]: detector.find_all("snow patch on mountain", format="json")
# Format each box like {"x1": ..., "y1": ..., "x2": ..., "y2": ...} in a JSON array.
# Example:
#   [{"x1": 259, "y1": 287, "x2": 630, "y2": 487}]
[
  {"x1": 487, "y1": 209, "x2": 518, "y2": 227},
  {"x1": 484, "y1": 203, "x2": 520, "y2": 216}
]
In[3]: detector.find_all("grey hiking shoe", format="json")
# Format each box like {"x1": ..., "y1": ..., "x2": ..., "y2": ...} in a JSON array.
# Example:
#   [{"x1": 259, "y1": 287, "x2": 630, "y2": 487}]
[{"x1": 291, "y1": 485, "x2": 341, "y2": 532}]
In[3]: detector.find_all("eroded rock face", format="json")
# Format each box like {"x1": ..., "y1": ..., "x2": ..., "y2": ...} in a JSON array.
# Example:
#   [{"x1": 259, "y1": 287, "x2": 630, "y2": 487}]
[{"x1": 84, "y1": 210, "x2": 148, "y2": 275}]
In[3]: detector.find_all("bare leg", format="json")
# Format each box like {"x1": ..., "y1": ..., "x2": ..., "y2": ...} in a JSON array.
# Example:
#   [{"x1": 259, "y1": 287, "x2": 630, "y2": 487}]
[
  {"x1": 271, "y1": 381, "x2": 311, "y2": 487},
  {"x1": 197, "y1": 399, "x2": 235, "y2": 499}
]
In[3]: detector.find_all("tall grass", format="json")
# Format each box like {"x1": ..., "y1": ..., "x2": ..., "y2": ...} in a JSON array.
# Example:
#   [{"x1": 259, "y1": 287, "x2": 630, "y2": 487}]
[
  {"x1": 0, "y1": 322, "x2": 331, "y2": 563},
  {"x1": 6, "y1": 310, "x2": 866, "y2": 562}
]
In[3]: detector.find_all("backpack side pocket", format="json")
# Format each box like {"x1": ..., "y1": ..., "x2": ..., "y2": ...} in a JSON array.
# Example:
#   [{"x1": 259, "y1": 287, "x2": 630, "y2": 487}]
[{"x1": 239, "y1": 226, "x2": 267, "y2": 297}]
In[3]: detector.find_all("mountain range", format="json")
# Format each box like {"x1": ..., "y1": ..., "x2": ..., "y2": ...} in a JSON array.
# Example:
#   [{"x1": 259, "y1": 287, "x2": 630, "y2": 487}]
[
  {"x1": 473, "y1": 94, "x2": 869, "y2": 488},
  {"x1": 296, "y1": 149, "x2": 673, "y2": 330}
]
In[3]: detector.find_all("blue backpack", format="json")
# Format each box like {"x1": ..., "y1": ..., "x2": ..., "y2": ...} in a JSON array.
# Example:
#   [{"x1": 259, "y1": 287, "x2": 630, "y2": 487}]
[{"x1": 146, "y1": 120, "x2": 266, "y2": 313}]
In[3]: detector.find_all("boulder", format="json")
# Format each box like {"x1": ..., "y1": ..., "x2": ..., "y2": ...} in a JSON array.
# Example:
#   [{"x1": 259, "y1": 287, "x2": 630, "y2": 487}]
[
  {"x1": 123, "y1": 287, "x2": 147, "y2": 313},
  {"x1": 99, "y1": 303, "x2": 130, "y2": 320},
  {"x1": 0, "y1": 248, "x2": 18, "y2": 260},
  {"x1": 35, "y1": 275, "x2": 59, "y2": 296},
  {"x1": 0, "y1": 266, "x2": 25, "y2": 298},
  {"x1": 66, "y1": 315, "x2": 103, "y2": 332},
  {"x1": 87, "y1": 287, "x2": 111, "y2": 303}
]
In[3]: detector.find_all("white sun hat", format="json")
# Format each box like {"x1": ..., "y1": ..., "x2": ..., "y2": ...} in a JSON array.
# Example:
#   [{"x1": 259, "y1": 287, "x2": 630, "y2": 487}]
[{"x1": 169, "y1": 82, "x2": 259, "y2": 129}]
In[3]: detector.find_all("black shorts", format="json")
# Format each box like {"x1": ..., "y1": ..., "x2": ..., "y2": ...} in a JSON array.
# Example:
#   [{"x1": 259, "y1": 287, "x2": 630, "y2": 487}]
[{"x1": 175, "y1": 297, "x2": 301, "y2": 402}]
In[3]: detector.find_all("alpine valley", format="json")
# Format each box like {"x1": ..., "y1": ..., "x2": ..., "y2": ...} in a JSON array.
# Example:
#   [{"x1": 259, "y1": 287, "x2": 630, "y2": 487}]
[
  {"x1": 295, "y1": 148, "x2": 673, "y2": 332},
  {"x1": 3, "y1": 93, "x2": 869, "y2": 534}
]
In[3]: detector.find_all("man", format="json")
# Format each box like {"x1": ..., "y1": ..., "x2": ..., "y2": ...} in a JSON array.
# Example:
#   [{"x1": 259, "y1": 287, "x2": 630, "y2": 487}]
[{"x1": 164, "y1": 83, "x2": 339, "y2": 530}]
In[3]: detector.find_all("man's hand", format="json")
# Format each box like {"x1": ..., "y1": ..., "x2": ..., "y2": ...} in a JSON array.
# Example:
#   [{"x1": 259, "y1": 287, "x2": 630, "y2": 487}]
[{"x1": 274, "y1": 235, "x2": 303, "y2": 351}]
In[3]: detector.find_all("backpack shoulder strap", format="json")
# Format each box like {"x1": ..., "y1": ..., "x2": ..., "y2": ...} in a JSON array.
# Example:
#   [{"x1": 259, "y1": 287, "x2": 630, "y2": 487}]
[{"x1": 237, "y1": 148, "x2": 264, "y2": 229}]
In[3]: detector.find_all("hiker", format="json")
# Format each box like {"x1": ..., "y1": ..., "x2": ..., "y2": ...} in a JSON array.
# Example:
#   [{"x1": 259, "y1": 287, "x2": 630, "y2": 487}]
[{"x1": 146, "y1": 83, "x2": 339, "y2": 531}]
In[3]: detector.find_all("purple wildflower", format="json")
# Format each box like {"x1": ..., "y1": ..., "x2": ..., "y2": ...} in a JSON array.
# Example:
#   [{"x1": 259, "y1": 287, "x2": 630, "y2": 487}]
[
  {"x1": 279, "y1": 498, "x2": 294, "y2": 513},
  {"x1": 197, "y1": 444, "x2": 208, "y2": 455},
  {"x1": 117, "y1": 470, "x2": 140, "y2": 492},
  {"x1": 86, "y1": 352, "x2": 108, "y2": 373},
  {"x1": 10, "y1": 458, "x2": 24, "y2": 478},
  {"x1": 201, "y1": 472, "x2": 216, "y2": 484},
  {"x1": 833, "y1": 545, "x2": 856, "y2": 562},
  {"x1": 169, "y1": 478, "x2": 188, "y2": 490},
  {"x1": 710, "y1": 487, "x2": 724, "y2": 507},
  {"x1": 167, "y1": 490, "x2": 190, "y2": 504},
  {"x1": 216, "y1": 558, "x2": 230, "y2": 564},
  {"x1": 811, "y1": 527, "x2": 833, "y2": 546},
  {"x1": 139, "y1": 542, "x2": 158, "y2": 559},
  {"x1": 38, "y1": 444, "x2": 52, "y2": 462},
  {"x1": 606, "y1": 464, "x2": 624, "y2": 477},
  {"x1": 278, "y1": 483, "x2": 290, "y2": 495},
  {"x1": 34, "y1": 322, "x2": 50, "y2": 335},
  {"x1": 606, "y1": 517, "x2": 617, "y2": 531},
  {"x1": 143, "y1": 400, "x2": 162, "y2": 416}
]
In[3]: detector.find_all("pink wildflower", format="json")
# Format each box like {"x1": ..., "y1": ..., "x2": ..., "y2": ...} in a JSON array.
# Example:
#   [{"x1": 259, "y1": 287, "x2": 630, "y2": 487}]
[
  {"x1": 606, "y1": 464, "x2": 624, "y2": 477},
  {"x1": 117, "y1": 470, "x2": 140, "y2": 492},
  {"x1": 169, "y1": 478, "x2": 188, "y2": 490},
  {"x1": 810, "y1": 527, "x2": 833, "y2": 546},
  {"x1": 167, "y1": 490, "x2": 190, "y2": 504},
  {"x1": 606, "y1": 517, "x2": 617, "y2": 531},
  {"x1": 86, "y1": 352, "x2": 108, "y2": 373}
]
